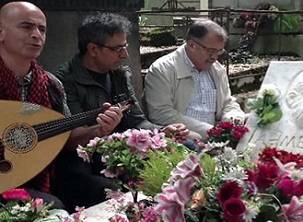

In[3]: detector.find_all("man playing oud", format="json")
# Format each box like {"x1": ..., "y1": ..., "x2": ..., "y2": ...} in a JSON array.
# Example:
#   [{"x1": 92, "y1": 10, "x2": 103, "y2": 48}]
[{"x1": 0, "y1": 1, "x2": 124, "y2": 207}]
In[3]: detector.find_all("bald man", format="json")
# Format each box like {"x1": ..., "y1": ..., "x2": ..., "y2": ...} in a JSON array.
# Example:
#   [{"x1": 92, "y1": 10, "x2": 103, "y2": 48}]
[{"x1": 0, "y1": 1, "x2": 123, "y2": 208}]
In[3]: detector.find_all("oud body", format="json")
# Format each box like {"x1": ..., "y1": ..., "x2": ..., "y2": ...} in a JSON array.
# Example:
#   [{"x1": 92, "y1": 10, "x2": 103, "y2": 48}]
[
  {"x1": 0, "y1": 99, "x2": 132, "y2": 193},
  {"x1": 0, "y1": 100, "x2": 70, "y2": 193}
]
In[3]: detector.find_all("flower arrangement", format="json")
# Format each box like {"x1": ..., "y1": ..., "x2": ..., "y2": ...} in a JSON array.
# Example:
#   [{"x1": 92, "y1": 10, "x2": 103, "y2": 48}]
[
  {"x1": 247, "y1": 84, "x2": 283, "y2": 127},
  {"x1": 77, "y1": 129, "x2": 190, "y2": 194},
  {"x1": 0, "y1": 188, "x2": 84, "y2": 222},
  {"x1": 154, "y1": 146, "x2": 303, "y2": 222},
  {"x1": 206, "y1": 121, "x2": 249, "y2": 149},
  {"x1": 99, "y1": 121, "x2": 303, "y2": 222}
]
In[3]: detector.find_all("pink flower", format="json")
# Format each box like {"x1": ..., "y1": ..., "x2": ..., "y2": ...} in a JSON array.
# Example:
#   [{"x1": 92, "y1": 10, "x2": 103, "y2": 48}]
[
  {"x1": 155, "y1": 191, "x2": 186, "y2": 222},
  {"x1": 217, "y1": 181, "x2": 243, "y2": 205},
  {"x1": 126, "y1": 129, "x2": 152, "y2": 153},
  {"x1": 101, "y1": 169, "x2": 118, "y2": 178},
  {"x1": 76, "y1": 145, "x2": 90, "y2": 163},
  {"x1": 105, "y1": 189, "x2": 125, "y2": 201},
  {"x1": 155, "y1": 176, "x2": 197, "y2": 222},
  {"x1": 150, "y1": 133, "x2": 167, "y2": 150},
  {"x1": 282, "y1": 196, "x2": 303, "y2": 222},
  {"x1": 87, "y1": 137, "x2": 102, "y2": 147},
  {"x1": 223, "y1": 198, "x2": 246, "y2": 222},
  {"x1": 31, "y1": 198, "x2": 44, "y2": 212},
  {"x1": 109, "y1": 214, "x2": 129, "y2": 222},
  {"x1": 2, "y1": 188, "x2": 31, "y2": 201},
  {"x1": 142, "y1": 207, "x2": 159, "y2": 222},
  {"x1": 169, "y1": 154, "x2": 203, "y2": 182},
  {"x1": 109, "y1": 133, "x2": 125, "y2": 141},
  {"x1": 72, "y1": 206, "x2": 85, "y2": 222}
]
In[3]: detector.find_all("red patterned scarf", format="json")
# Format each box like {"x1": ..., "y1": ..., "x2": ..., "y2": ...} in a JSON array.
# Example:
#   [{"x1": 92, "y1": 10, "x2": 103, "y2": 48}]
[
  {"x1": 0, "y1": 57, "x2": 52, "y2": 108},
  {"x1": 0, "y1": 57, "x2": 52, "y2": 193}
]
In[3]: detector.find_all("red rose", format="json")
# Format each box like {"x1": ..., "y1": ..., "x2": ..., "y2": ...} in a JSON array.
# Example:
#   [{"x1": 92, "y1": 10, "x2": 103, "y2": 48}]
[
  {"x1": 223, "y1": 198, "x2": 246, "y2": 222},
  {"x1": 217, "y1": 181, "x2": 243, "y2": 205},
  {"x1": 2, "y1": 188, "x2": 31, "y2": 201}
]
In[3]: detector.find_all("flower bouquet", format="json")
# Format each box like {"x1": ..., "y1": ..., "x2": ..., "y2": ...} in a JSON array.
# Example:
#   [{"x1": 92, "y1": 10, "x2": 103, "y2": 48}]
[
  {"x1": 247, "y1": 83, "x2": 283, "y2": 127},
  {"x1": 77, "y1": 129, "x2": 191, "y2": 197},
  {"x1": 0, "y1": 188, "x2": 84, "y2": 222},
  {"x1": 152, "y1": 144, "x2": 303, "y2": 222},
  {"x1": 206, "y1": 121, "x2": 249, "y2": 149}
]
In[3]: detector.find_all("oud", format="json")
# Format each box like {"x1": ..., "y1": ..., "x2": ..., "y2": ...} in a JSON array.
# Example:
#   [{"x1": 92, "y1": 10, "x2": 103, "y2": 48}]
[{"x1": 0, "y1": 99, "x2": 133, "y2": 193}]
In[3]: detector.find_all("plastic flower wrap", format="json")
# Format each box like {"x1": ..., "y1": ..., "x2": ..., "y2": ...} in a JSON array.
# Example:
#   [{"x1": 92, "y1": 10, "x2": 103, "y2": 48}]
[
  {"x1": 78, "y1": 129, "x2": 190, "y2": 193},
  {"x1": 0, "y1": 188, "x2": 84, "y2": 222},
  {"x1": 247, "y1": 84, "x2": 283, "y2": 127}
]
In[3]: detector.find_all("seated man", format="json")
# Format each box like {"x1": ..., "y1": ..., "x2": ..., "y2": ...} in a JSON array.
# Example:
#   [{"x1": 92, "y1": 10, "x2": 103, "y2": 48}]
[
  {"x1": 0, "y1": 1, "x2": 115, "y2": 208},
  {"x1": 144, "y1": 19, "x2": 245, "y2": 140},
  {"x1": 54, "y1": 13, "x2": 189, "y2": 210}
]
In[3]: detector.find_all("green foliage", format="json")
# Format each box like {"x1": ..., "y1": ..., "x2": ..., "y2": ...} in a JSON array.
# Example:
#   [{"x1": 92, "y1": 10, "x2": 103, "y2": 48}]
[
  {"x1": 254, "y1": 205, "x2": 279, "y2": 222},
  {"x1": 96, "y1": 140, "x2": 144, "y2": 179},
  {"x1": 0, "y1": 201, "x2": 53, "y2": 222},
  {"x1": 274, "y1": 14, "x2": 301, "y2": 33},
  {"x1": 138, "y1": 144, "x2": 190, "y2": 196},
  {"x1": 200, "y1": 154, "x2": 216, "y2": 179}
]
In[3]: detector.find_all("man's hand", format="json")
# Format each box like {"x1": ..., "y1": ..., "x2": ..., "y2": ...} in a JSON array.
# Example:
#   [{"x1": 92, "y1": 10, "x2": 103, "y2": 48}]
[
  {"x1": 162, "y1": 123, "x2": 189, "y2": 143},
  {"x1": 95, "y1": 102, "x2": 123, "y2": 136}
]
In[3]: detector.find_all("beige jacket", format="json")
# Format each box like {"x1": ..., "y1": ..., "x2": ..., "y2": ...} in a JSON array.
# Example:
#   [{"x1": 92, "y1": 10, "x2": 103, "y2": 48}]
[{"x1": 143, "y1": 44, "x2": 245, "y2": 139}]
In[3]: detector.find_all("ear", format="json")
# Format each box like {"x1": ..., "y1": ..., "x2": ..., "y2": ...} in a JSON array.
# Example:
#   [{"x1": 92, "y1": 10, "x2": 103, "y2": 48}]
[
  {"x1": 186, "y1": 40, "x2": 196, "y2": 52},
  {"x1": 86, "y1": 42, "x2": 100, "y2": 57}
]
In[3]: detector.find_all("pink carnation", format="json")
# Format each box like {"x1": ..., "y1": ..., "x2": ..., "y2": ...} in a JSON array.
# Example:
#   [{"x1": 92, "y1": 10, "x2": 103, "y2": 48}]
[
  {"x1": 126, "y1": 129, "x2": 152, "y2": 153},
  {"x1": 31, "y1": 198, "x2": 44, "y2": 211},
  {"x1": 150, "y1": 133, "x2": 167, "y2": 150}
]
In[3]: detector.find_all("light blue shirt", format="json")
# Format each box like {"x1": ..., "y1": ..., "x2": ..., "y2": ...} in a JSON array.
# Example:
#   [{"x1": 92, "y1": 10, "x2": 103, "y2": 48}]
[{"x1": 183, "y1": 49, "x2": 217, "y2": 125}]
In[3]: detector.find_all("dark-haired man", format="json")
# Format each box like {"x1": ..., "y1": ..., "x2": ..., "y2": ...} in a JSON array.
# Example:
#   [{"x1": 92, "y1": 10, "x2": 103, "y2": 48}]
[
  {"x1": 54, "y1": 13, "x2": 189, "y2": 210},
  {"x1": 144, "y1": 19, "x2": 245, "y2": 140}
]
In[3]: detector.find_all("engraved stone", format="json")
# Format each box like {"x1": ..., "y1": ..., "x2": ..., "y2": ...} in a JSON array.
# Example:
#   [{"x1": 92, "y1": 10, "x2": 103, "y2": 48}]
[{"x1": 237, "y1": 61, "x2": 303, "y2": 154}]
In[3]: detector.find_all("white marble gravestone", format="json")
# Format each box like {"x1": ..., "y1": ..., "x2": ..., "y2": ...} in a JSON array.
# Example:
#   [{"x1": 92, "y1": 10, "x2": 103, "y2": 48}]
[{"x1": 237, "y1": 61, "x2": 303, "y2": 154}]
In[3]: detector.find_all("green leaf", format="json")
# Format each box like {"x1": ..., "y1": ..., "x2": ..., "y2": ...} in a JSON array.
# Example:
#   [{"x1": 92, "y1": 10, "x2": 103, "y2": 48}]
[
  {"x1": 255, "y1": 204, "x2": 279, "y2": 222},
  {"x1": 200, "y1": 154, "x2": 216, "y2": 179},
  {"x1": 138, "y1": 148, "x2": 189, "y2": 196}
]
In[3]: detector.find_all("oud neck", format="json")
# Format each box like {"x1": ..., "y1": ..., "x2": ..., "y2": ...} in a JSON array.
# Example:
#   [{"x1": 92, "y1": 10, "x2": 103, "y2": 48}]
[{"x1": 34, "y1": 108, "x2": 103, "y2": 141}]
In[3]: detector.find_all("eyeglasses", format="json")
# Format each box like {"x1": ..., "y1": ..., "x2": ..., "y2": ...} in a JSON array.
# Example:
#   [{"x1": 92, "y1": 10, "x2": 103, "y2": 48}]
[
  {"x1": 191, "y1": 39, "x2": 225, "y2": 56},
  {"x1": 96, "y1": 43, "x2": 128, "y2": 53}
]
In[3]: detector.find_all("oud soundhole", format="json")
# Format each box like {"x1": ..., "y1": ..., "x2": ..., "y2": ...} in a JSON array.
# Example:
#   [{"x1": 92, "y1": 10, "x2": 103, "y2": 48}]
[{"x1": 3, "y1": 123, "x2": 37, "y2": 154}]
